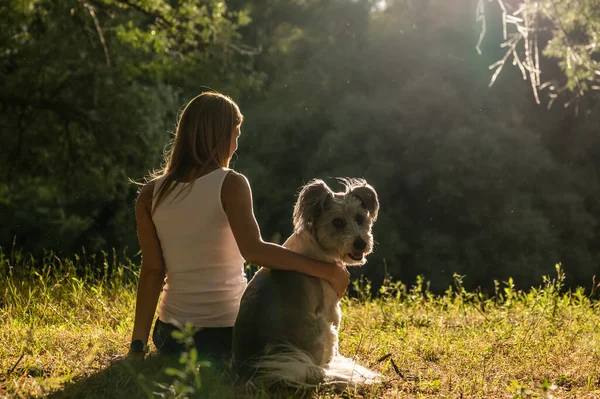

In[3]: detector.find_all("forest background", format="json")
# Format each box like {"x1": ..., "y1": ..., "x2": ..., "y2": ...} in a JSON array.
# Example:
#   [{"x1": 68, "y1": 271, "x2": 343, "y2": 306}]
[{"x1": 2, "y1": 0, "x2": 600, "y2": 293}]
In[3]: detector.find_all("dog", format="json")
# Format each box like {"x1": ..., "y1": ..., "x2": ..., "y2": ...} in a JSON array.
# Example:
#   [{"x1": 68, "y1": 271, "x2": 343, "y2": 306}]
[{"x1": 232, "y1": 178, "x2": 380, "y2": 390}]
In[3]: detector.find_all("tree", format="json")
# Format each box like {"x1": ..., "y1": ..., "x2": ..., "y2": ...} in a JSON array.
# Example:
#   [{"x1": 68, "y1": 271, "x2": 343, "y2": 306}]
[
  {"x1": 0, "y1": 0, "x2": 257, "y2": 254},
  {"x1": 238, "y1": 0, "x2": 599, "y2": 291},
  {"x1": 477, "y1": 0, "x2": 600, "y2": 108}
]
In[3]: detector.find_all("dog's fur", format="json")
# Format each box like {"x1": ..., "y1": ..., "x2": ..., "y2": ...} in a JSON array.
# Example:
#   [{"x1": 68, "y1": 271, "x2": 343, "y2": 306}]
[{"x1": 232, "y1": 178, "x2": 380, "y2": 390}]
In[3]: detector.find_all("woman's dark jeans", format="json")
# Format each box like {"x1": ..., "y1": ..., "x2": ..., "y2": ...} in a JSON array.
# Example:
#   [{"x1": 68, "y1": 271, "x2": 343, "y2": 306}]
[{"x1": 152, "y1": 318, "x2": 233, "y2": 361}]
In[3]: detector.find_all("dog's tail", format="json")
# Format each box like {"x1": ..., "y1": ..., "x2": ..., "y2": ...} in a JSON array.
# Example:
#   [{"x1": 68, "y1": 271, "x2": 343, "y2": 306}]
[
  {"x1": 325, "y1": 355, "x2": 381, "y2": 387},
  {"x1": 243, "y1": 343, "x2": 380, "y2": 390}
]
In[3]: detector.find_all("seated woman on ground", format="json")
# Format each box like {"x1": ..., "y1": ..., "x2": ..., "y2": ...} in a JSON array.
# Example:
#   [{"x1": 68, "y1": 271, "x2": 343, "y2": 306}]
[{"x1": 128, "y1": 91, "x2": 350, "y2": 361}]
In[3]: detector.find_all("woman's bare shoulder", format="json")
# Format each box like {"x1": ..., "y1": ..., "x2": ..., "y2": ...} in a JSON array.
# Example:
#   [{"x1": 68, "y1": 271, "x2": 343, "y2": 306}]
[
  {"x1": 222, "y1": 171, "x2": 252, "y2": 208},
  {"x1": 137, "y1": 181, "x2": 156, "y2": 210},
  {"x1": 223, "y1": 171, "x2": 250, "y2": 192}
]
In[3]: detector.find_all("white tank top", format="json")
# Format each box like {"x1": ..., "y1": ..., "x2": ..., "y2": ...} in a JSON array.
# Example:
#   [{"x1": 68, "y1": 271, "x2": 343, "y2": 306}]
[{"x1": 152, "y1": 168, "x2": 247, "y2": 328}]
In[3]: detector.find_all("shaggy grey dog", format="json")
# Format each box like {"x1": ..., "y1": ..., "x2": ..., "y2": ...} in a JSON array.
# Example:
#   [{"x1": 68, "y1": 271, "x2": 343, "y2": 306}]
[{"x1": 232, "y1": 178, "x2": 380, "y2": 389}]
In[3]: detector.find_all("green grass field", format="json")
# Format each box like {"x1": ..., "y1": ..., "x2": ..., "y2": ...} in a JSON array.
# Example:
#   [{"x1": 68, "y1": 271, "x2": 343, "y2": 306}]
[{"x1": 2, "y1": 250, "x2": 600, "y2": 398}]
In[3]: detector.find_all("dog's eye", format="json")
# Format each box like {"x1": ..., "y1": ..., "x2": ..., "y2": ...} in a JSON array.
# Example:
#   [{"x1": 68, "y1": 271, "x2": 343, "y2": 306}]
[
  {"x1": 356, "y1": 215, "x2": 364, "y2": 225},
  {"x1": 332, "y1": 218, "x2": 346, "y2": 228}
]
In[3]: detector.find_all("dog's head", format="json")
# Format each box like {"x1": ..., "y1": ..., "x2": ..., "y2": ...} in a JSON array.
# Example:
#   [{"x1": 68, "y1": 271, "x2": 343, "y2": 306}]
[{"x1": 293, "y1": 178, "x2": 379, "y2": 266}]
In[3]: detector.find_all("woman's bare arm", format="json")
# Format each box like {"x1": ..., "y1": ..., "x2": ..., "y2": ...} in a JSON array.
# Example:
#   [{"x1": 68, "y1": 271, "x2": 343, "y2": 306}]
[
  {"x1": 221, "y1": 171, "x2": 349, "y2": 297},
  {"x1": 130, "y1": 182, "x2": 166, "y2": 349}
]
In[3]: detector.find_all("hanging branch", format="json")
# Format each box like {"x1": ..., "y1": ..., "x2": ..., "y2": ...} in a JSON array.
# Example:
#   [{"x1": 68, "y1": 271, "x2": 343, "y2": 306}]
[
  {"x1": 478, "y1": 0, "x2": 600, "y2": 107},
  {"x1": 475, "y1": 0, "x2": 486, "y2": 55},
  {"x1": 488, "y1": 0, "x2": 542, "y2": 103},
  {"x1": 523, "y1": 0, "x2": 541, "y2": 104},
  {"x1": 85, "y1": 0, "x2": 173, "y2": 28},
  {"x1": 80, "y1": 1, "x2": 112, "y2": 67}
]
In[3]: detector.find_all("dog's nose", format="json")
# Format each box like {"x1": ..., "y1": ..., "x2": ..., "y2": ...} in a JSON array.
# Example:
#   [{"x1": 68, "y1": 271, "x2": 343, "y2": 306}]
[{"x1": 353, "y1": 238, "x2": 367, "y2": 251}]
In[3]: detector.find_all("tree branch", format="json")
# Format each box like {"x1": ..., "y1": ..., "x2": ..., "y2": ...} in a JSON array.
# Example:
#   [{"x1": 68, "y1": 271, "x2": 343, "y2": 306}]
[
  {"x1": 86, "y1": 0, "x2": 172, "y2": 28},
  {"x1": 79, "y1": 0, "x2": 112, "y2": 67}
]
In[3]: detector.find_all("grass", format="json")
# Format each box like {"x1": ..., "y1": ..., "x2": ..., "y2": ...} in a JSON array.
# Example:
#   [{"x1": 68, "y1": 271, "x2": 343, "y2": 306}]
[{"x1": 1, "y1": 250, "x2": 600, "y2": 398}]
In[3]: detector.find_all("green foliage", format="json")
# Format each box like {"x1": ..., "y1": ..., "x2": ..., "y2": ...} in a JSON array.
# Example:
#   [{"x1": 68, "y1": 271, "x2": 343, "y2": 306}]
[
  {"x1": 2, "y1": 0, "x2": 600, "y2": 292},
  {"x1": 156, "y1": 330, "x2": 213, "y2": 399},
  {"x1": 236, "y1": 0, "x2": 600, "y2": 291},
  {"x1": 479, "y1": 0, "x2": 600, "y2": 105},
  {"x1": 4, "y1": 253, "x2": 600, "y2": 397},
  {"x1": 0, "y1": 0, "x2": 259, "y2": 255}
]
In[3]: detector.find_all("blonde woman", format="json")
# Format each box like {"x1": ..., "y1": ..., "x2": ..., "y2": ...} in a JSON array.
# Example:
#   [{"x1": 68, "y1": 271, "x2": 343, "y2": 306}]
[{"x1": 129, "y1": 92, "x2": 350, "y2": 360}]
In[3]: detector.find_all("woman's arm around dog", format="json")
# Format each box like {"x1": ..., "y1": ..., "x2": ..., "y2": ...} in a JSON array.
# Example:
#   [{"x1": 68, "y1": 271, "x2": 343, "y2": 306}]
[{"x1": 222, "y1": 171, "x2": 350, "y2": 298}]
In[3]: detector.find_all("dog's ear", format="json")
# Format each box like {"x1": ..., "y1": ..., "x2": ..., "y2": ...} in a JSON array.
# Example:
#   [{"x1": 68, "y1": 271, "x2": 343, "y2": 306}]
[
  {"x1": 293, "y1": 179, "x2": 334, "y2": 232},
  {"x1": 350, "y1": 183, "x2": 379, "y2": 221}
]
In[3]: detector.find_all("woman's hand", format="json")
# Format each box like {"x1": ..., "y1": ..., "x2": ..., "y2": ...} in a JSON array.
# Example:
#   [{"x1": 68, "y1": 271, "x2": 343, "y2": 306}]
[{"x1": 326, "y1": 261, "x2": 351, "y2": 299}]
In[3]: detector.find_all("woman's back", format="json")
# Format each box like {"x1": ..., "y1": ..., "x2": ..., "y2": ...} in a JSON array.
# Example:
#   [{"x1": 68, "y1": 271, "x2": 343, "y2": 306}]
[{"x1": 152, "y1": 168, "x2": 247, "y2": 328}]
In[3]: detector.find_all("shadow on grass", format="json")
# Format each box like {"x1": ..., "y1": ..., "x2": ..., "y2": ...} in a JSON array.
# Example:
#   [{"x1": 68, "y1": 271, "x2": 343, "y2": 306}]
[
  {"x1": 46, "y1": 354, "x2": 241, "y2": 399},
  {"x1": 46, "y1": 354, "x2": 352, "y2": 399}
]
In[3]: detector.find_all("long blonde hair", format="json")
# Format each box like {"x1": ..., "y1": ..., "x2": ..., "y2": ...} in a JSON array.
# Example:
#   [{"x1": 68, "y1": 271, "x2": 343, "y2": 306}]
[{"x1": 149, "y1": 91, "x2": 243, "y2": 213}]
